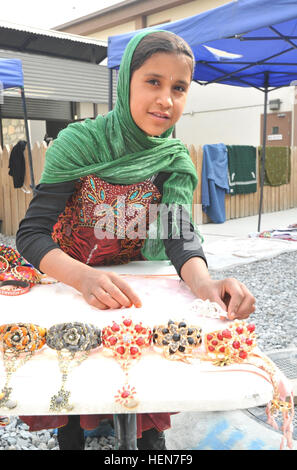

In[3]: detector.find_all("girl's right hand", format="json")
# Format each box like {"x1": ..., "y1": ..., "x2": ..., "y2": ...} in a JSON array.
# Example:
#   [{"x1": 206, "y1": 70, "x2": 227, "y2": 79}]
[{"x1": 79, "y1": 269, "x2": 142, "y2": 310}]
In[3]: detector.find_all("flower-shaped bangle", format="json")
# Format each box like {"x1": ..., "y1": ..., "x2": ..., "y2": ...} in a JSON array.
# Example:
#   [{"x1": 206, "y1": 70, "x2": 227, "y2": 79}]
[
  {"x1": 0, "y1": 323, "x2": 46, "y2": 353},
  {"x1": 102, "y1": 318, "x2": 152, "y2": 410},
  {"x1": 153, "y1": 320, "x2": 202, "y2": 362},
  {"x1": 46, "y1": 323, "x2": 101, "y2": 413},
  {"x1": 0, "y1": 323, "x2": 47, "y2": 409},
  {"x1": 46, "y1": 322, "x2": 101, "y2": 352},
  {"x1": 102, "y1": 318, "x2": 152, "y2": 365},
  {"x1": 204, "y1": 320, "x2": 256, "y2": 365}
]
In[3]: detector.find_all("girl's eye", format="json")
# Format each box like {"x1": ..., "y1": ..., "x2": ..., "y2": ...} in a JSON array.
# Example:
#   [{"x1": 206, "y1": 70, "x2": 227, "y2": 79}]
[
  {"x1": 174, "y1": 85, "x2": 186, "y2": 93},
  {"x1": 147, "y1": 79, "x2": 159, "y2": 86}
]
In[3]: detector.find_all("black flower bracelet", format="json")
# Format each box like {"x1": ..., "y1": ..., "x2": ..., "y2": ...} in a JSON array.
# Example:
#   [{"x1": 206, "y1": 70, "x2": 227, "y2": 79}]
[{"x1": 46, "y1": 322, "x2": 101, "y2": 352}]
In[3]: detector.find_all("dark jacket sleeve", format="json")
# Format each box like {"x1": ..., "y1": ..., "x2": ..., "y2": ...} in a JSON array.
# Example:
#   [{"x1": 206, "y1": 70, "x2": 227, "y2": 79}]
[
  {"x1": 16, "y1": 181, "x2": 77, "y2": 270},
  {"x1": 153, "y1": 173, "x2": 208, "y2": 277}
]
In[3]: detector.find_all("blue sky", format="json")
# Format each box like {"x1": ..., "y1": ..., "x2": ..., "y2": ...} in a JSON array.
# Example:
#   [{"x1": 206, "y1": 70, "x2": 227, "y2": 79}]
[{"x1": 1, "y1": 0, "x2": 123, "y2": 29}]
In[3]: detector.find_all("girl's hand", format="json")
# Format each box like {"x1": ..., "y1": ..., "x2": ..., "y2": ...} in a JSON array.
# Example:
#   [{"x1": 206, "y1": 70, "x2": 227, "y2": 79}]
[
  {"x1": 180, "y1": 257, "x2": 255, "y2": 320},
  {"x1": 79, "y1": 269, "x2": 142, "y2": 310},
  {"x1": 39, "y1": 249, "x2": 142, "y2": 311},
  {"x1": 192, "y1": 277, "x2": 256, "y2": 320}
]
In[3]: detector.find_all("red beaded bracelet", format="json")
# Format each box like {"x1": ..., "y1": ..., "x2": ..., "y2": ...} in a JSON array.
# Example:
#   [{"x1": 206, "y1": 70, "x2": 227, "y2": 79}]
[{"x1": 0, "y1": 280, "x2": 31, "y2": 296}]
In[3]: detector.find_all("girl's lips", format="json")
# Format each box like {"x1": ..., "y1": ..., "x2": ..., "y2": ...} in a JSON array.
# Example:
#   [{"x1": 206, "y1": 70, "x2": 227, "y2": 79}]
[{"x1": 149, "y1": 112, "x2": 170, "y2": 120}]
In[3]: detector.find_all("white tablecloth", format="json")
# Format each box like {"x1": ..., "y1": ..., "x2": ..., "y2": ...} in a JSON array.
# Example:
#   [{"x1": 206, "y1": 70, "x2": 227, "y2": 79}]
[{"x1": 0, "y1": 261, "x2": 275, "y2": 416}]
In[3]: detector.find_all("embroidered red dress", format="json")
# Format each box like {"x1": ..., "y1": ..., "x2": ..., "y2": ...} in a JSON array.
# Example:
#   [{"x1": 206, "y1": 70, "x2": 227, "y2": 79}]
[{"x1": 20, "y1": 175, "x2": 172, "y2": 437}]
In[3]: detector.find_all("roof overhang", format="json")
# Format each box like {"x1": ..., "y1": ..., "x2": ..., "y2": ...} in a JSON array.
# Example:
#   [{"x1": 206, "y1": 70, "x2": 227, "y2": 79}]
[{"x1": 0, "y1": 20, "x2": 107, "y2": 64}]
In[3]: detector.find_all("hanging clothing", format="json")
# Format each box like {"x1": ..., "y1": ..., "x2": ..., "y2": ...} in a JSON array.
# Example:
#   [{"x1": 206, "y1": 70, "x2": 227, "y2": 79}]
[
  {"x1": 227, "y1": 145, "x2": 257, "y2": 195},
  {"x1": 202, "y1": 144, "x2": 229, "y2": 223},
  {"x1": 8, "y1": 140, "x2": 26, "y2": 188},
  {"x1": 261, "y1": 146, "x2": 291, "y2": 186}
]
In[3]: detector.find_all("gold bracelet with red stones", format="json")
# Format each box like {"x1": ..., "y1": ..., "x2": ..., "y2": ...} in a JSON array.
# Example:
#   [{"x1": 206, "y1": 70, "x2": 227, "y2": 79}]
[
  {"x1": 102, "y1": 317, "x2": 152, "y2": 409},
  {"x1": 204, "y1": 320, "x2": 256, "y2": 366},
  {"x1": 102, "y1": 317, "x2": 152, "y2": 366}
]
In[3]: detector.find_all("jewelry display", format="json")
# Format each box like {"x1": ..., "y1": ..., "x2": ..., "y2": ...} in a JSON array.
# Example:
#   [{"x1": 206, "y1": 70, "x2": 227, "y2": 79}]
[
  {"x1": 102, "y1": 318, "x2": 152, "y2": 409},
  {"x1": 201, "y1": 319, "x2": 293, "y2": 449},
  {"x1": 0, "y1": 323, "x2": 46, "y2": 409},
  {"x1": 46, "y1": 322, "x2": 101, "y2": 412},
  {"x1": 0, "y1": 300, "x2": 293, "y2": 449},
  {"x1": 153, "y1": 319, "x2": 202, "y2": 362},
  {"x1": 0, "y1": 246, "x2": 58, "y2": 288}
]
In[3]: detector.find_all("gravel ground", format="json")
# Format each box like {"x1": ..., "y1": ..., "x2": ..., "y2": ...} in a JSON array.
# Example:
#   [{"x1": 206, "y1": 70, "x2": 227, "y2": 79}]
[{"x1": 0, "y1": 233, "x2": 296, "y2": 450}]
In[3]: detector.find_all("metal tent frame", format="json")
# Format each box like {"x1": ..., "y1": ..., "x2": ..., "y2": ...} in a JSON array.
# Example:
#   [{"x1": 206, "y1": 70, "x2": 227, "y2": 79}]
[{"x1": 107, "y1": 0, "x2": 297, "y2": 231}]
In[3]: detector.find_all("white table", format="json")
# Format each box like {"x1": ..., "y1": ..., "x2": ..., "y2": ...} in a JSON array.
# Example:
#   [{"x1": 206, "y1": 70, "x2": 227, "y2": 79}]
[{"x1": 0, "y1": 261, "x2": 277, "y2": 449}]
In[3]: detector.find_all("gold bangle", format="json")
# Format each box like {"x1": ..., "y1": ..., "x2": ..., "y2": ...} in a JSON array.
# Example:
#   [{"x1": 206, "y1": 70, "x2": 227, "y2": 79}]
[
  {"x1": 0, "y1": 256, "x2": 9, "y2": 274},
  {"x1": 11, "y1": 266, "x2": 42, "y2": 285}
]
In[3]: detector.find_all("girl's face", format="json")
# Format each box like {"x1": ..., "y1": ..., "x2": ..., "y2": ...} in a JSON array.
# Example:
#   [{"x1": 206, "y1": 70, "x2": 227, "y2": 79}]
[{"x1": 129, "y1": 52, "x2": 192, "y2": 137}]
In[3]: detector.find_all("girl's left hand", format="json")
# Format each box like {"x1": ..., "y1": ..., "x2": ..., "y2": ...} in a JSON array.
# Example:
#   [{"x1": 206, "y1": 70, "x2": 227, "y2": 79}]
[{"x1": 193, "y1": 277, "x2": 256, "y2": 320}]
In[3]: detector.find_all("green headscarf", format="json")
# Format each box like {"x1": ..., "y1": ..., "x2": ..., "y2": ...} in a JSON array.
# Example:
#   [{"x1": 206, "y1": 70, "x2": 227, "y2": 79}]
[{"x1": 40, "y1": 30, "x2": 200, "y2": 260}]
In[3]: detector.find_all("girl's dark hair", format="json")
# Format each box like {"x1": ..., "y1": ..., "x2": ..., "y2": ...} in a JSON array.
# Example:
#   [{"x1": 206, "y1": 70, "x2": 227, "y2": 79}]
[{"x1": 130, "y1": 31, "x2": 195, "y2": 79}]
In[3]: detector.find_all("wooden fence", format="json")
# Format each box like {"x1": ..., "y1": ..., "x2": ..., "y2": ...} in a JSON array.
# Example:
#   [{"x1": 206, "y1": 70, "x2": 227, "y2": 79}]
[
  {"x1": 189, "y1": 145, "x2": 297, "y2": 224},
  {"x1": 0, "y1": 142, "x2": 46, "y2": 236},
  {"x1": 0, "y1": 143, "x2": 297, "y2": 235}
]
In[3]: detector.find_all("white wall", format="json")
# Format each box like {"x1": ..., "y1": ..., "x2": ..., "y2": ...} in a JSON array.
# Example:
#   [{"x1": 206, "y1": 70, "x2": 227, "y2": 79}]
[
  {"x1": 28, "y1": 120, "x2": 46, "y2": 144},
  {"x1": 78, "y1": 102, "x2": 109, "y2": 119},
  {"x1": 176, "y1": 82, "x2": 295, "y2": 147}
]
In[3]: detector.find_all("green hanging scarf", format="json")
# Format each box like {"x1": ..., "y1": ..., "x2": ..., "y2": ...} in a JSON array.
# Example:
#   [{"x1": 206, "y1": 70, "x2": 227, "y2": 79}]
[{"x1": 40, "y1": 30, "x2": 200, "y2": 260}]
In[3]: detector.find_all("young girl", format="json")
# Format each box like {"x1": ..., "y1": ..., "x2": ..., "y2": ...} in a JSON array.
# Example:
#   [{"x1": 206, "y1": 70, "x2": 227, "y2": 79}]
[{"x1": 16, "y1": 30, "x2": 255, "y2": 450}]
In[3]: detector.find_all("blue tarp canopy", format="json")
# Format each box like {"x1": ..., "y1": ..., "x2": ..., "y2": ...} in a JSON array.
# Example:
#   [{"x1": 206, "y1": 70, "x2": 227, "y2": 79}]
[
  {"x1": 107, "y1": 0, "x2": 297, "y2": 230},
  {"x1": 0, "y1": 58, "x2": 24, "y2": 89},
  {"x1": 0, "y1": 58, "x2": 35, "y2": 187},
  {"x1": 108, "y1": 0, "x2": 297, "y2": 89}
]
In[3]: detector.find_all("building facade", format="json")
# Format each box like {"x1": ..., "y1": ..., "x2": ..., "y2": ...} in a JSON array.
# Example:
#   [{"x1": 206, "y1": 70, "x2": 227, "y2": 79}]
[{"x1": 55, "y1": 0, "x2": 296, "y2": 148}]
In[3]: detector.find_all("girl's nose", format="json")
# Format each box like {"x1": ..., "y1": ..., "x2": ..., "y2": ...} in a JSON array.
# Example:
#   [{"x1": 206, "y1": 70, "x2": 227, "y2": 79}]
[{"x1": 156, "y1": 90, "x2": 173, "y2": 108}]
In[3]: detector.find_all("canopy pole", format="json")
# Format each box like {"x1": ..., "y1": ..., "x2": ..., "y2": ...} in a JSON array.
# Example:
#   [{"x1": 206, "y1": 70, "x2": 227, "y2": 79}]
[
  {"x1": 109, "y1": 68, "x2": 113, "y2": 111},
  {"x1": 20, "y1": 87, "x2": 35, "y2": 189},
  {"x1": 257, "y1": 73, "x2": 269, "y2": 232}
]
